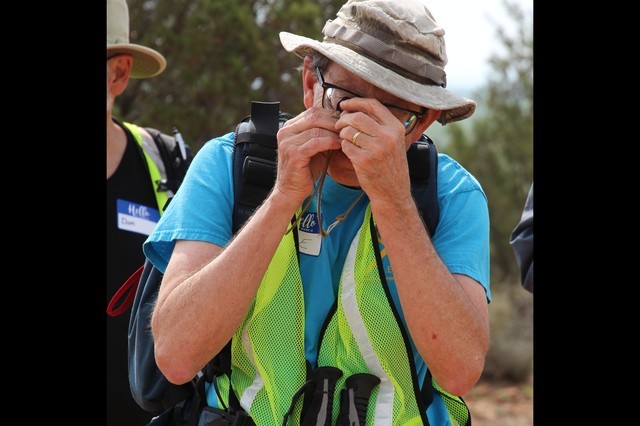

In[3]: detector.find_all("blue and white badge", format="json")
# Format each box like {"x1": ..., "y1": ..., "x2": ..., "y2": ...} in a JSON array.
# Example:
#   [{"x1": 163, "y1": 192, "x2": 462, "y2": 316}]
[
  {"x1": 298, "y1": 212, "x2": 322, "y2": 256},
  {"x1": 116, "y1": 199, "x2": 161, "y2": 236}
]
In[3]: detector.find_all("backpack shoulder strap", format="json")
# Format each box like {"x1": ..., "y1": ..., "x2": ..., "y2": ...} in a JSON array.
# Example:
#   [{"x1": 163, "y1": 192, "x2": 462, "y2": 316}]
[
  {"x1": 407, "y1": 134, "x2": 440, "y2": 237},
  {"x1": 120, "y1": 121, "x2": 170, "y2": 213},
  {"x1": 232, "y1": 101, "x2": 292, "y2": 233},
  {"x1": 143, "y1": 127, "x2": 193, "y2": 196},
  {"x1": 141, "y1": 127, "x2": 172, "y2": 193}
]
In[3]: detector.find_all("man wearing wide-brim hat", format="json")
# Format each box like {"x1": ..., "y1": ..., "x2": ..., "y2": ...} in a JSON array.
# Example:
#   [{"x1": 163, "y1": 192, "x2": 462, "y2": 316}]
[
  {"x1": 106, "y1": 0, "x2": 165, "y2": 78},
  {"x1": 106, "y1": 0, "x2": 169, "y2": 424},
  {"x1": 148, "y1": 1, "x2": 491, "y2": 425}
]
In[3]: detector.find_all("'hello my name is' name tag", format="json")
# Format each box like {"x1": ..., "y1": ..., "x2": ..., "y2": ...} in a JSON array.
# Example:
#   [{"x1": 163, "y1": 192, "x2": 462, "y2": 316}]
[
  {"x1": 298, "y1": 212, "x2": 322, "y2": 256},
  {"x1": 116, "y1": 199, "x2": 160, "y2": 236}
]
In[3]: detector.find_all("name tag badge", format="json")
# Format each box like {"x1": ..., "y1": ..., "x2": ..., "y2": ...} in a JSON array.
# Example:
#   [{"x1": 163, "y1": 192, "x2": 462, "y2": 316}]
[
  {"x1": 116, "y1": 199, "x2": 160, "y2": 236},
  {"x1": 298, "y1": 212, "x2": 322, "y2": 256}
]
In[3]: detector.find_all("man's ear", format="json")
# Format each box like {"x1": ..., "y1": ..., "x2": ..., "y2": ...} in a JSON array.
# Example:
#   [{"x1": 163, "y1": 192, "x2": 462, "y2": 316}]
[
  {"x1": 301, "y1": 56, "x2": 317, "y2": 109},
  {"x1": 108, "y1": 55, "x2": 133, "y2": 97}
]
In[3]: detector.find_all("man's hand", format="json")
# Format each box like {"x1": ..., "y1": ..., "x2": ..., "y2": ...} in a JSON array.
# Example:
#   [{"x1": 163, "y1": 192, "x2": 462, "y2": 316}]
[{"x1": 275, "y1": 107, "x2": 343, "y2": 206}]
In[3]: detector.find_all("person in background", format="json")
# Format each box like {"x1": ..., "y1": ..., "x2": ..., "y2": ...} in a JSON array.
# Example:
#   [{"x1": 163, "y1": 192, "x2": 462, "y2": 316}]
[
  {"x1": 147, "y1": 1, "x2": 491, "y2": 424},
  {"x1": 510, "y1": 182, "x2": 534, "y2": 293},
  {"x1": 106, "y1": 0, "x2": 168, "y2": 423}
]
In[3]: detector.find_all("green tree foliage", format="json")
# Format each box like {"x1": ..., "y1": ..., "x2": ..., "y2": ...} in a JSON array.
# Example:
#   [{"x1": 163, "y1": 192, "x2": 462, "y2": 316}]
[
  {"x1": 118, "y1": 0, "x2": 343, "y2": 150},
  {"x1": 445, "y1": 0, "x2": 533, "y2": 286},
  {"x1": 442, "y1": 0, "x2": 533, "y2": 382}
]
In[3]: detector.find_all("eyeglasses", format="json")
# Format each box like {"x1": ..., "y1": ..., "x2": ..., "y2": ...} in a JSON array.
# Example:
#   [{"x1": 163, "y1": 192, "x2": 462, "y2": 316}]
[{"x1": 314, "y1": 65, "x2": 426, "y2": 135}]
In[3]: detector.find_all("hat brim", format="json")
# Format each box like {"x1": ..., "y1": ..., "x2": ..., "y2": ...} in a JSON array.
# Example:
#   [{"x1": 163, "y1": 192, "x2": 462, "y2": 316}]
[
  {"x1": 107, "y1": 43, "x2": 166, "y2": 79},
  {"x1": 279, "y1": 32, "x2": 475, "y2": 125}
]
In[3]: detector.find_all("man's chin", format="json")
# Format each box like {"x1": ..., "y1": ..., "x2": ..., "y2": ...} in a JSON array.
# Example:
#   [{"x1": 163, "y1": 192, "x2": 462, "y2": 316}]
[{"x1": 328, "y1": 152, "x2": 360, "y2": 188}]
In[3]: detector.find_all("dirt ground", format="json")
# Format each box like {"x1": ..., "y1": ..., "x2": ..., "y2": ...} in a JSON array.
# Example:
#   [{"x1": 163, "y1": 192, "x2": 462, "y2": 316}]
[{"x1": 464, "y1": 376, "x2": 533, "y2": 426}]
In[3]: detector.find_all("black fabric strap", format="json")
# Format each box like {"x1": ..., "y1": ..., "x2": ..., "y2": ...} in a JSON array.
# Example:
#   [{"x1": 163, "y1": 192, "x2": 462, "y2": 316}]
[
  {"x1": 408, "y1": 135, "x2": 440, "y2": 237},
  {"x1": 421, "y1": 369, "x2": 434, "y2": 413}
]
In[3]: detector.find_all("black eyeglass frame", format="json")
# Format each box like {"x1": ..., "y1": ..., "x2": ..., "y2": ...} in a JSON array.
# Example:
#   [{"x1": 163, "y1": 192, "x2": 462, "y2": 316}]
[{"x1": 314, "y1": 64, "x2": 427, "y2": 135}]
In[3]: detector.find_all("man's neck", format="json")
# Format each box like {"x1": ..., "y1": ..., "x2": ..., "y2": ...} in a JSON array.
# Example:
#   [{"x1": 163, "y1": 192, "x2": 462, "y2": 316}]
[{"x1": 106, "y1": 116, "x2": 127, "y2": 179}]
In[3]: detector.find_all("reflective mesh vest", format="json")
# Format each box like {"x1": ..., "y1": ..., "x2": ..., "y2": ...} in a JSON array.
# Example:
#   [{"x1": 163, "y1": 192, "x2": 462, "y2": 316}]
[
  {"x1": 123, "y1": 122, "x2": 171, "y2": 213},
  {"x1": 218, "y1": 206, "x2": 445, "y2": 425}
]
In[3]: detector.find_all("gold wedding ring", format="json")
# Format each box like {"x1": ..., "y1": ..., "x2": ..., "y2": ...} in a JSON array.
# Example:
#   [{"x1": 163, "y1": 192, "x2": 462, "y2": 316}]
[{"x1": 352, "y1": 130, "x2": 362, "y2": 146}]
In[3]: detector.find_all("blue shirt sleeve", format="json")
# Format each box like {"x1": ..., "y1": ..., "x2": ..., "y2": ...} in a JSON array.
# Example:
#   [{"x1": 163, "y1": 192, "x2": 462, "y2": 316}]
[
  {"x1": 432, "y1": 154, "x2": 491, "y2": 301},
  {"x1": 143, "y1": 132, "x2": 236, "y2": 273}
]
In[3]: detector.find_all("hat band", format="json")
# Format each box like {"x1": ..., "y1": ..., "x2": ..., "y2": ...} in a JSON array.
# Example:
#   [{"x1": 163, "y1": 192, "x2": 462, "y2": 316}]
[{"x1": 322, "y1": 21, "x2": 446, "y2": 87}]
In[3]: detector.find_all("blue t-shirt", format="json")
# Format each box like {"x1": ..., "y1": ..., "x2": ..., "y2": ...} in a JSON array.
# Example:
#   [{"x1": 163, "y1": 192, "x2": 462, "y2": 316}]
[{"x1": 144, "y1": 132, "x2": 491, "y2": 425}]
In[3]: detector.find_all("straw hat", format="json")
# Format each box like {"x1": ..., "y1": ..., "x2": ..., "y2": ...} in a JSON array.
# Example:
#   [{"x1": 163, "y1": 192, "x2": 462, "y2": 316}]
[
  {"x1": 279, "y1": 0, "x2": 476, "y2": 124},
  {"x1": 107, "y1": 0, "x2": 166, "y2": 78}
]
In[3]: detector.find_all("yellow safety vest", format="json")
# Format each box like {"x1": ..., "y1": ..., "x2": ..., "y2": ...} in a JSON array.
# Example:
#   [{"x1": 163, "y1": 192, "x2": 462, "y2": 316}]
[
  {"x1": 216, "y1": 207, "x2": 469, "y2": 425},
  {"x1": 122, "y1": 122, "x2": 170, "y2": 213}
]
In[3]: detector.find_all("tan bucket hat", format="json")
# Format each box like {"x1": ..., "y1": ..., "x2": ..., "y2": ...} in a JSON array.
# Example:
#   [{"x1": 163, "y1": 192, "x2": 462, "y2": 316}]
[
  {"x1": 107, "y1": 0, "x2": 166, "y2": 79},
  {"x1": 280, "y1": 0, "x2": 476, "y2": 125}
]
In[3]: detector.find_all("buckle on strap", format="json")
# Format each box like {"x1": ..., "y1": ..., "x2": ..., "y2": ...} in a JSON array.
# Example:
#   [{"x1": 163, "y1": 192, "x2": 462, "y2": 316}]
[
  {"x1": 336, "y1": 373, "x2": 381, "y2": 426},
  {"x1": 198, "y1": 406, "x2": 254, "y2": 426}
]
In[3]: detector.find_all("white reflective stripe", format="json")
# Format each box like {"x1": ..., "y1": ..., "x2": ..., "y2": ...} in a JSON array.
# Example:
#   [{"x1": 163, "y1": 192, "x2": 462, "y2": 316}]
[
  {"x1": 340, "y1": 227, "x2": 394, "y2": 425},
  {"x1": 239, "y1": 324, "x2": 264, "y2": 411}
]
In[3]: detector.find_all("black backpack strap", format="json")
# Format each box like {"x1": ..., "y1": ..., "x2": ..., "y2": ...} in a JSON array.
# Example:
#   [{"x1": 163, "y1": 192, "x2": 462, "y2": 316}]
[
  {"x1": 144, "y1": 127, "x2": 193, "y2": 195},
  {"x1": 232, "y1": 101, "x2": 292, "y2": 232},
  {"x1": 202, "y1": 340, "x2": 236, "y2": 410},
  {"x1": 407, "y1": 134, "x2": 440, "y2": 237},
  {"x1": 421, "y1": 368, "x2": 434, "y2": 415},
  {"x1": 407, "y1": 136, "x2": 441, "y2": 422}
]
